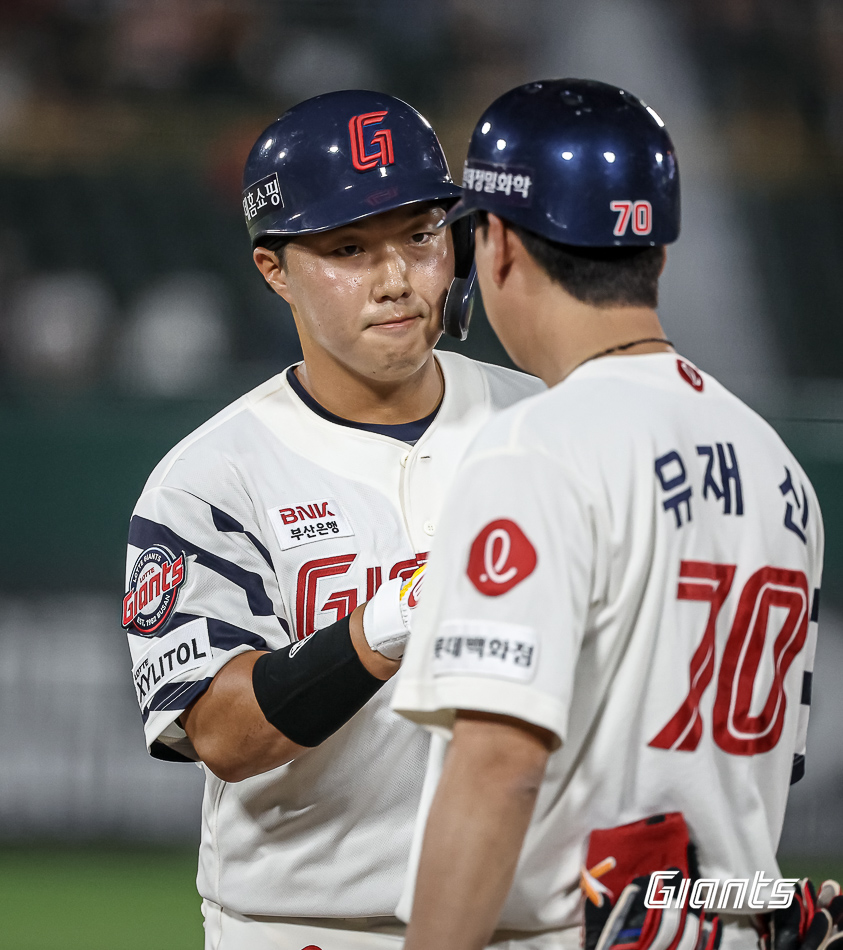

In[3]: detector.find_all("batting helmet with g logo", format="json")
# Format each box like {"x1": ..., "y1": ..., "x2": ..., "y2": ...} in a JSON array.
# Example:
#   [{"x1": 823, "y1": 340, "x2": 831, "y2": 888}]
[
  {"x1": 445, "y1": 78, "x2": 680, "y2": 247},
  {"x1": 242, "y1": 90, "x2": 475, "y2": 338}
]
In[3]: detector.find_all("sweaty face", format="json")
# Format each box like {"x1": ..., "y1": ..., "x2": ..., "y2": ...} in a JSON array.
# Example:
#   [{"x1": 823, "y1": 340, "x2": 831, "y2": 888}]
[{"x1": 278, "y1": 204, "x2": 453, "y2": 382}]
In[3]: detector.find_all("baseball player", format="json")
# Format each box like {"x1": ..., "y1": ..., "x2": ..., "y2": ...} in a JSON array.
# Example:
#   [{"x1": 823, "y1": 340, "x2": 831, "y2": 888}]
[
  {"x1": 120, "y1": 89, "x2": 542, "y2": 949},
  {"x1": 392, "y1": 80, "x2": 827, "y2": 950}
]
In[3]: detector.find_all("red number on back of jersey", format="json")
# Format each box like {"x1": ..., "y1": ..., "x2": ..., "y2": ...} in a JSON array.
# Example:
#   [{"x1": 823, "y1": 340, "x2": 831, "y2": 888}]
[
  {"x1": 649, "y1": 561, "x2": 735, "y2": 751},
  {"x1": 712, "y1": 567, "x2": 809, "y2": 754},
  {"x1": 649, "y1": 561, "x2": 809, "y2": 756}
]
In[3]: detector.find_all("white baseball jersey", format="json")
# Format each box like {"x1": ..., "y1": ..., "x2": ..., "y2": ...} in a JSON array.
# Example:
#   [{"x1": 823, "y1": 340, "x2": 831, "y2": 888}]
[
  {"x1": 122, "y1": 350, "x2": 543, "y2": 919},
  {"x1": 393, "y1": 353, "x2": 822, "y2": 932}
]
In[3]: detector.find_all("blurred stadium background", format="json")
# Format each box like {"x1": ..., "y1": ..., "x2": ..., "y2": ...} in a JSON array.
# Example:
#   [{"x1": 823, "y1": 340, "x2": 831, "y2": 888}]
[{"x1": 1, "y1": 0, "x2": 841, "y2": 946}]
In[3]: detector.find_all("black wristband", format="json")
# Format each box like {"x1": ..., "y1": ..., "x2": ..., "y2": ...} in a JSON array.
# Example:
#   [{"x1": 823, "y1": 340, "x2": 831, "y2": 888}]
[{"x1": 251, "y1": 615, "x2": 385, "y2": 747}]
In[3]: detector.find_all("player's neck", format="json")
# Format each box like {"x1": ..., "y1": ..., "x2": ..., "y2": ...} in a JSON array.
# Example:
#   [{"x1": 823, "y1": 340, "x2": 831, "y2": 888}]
[
  {"x1": 293, "y1": 347, "x2": 444, "y2": 425},
  {"x1": 512, "y1": 288, "x2": 671, "y2": 387}
]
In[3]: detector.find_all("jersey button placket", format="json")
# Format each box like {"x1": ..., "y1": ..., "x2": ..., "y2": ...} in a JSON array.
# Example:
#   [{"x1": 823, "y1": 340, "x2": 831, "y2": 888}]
[{"x1": 398, "y1": 447, "x2": 416, "y2": 548}]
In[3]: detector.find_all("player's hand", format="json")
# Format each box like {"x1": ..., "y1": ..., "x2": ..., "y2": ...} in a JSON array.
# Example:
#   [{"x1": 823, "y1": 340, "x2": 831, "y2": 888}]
[
  {"x1": 757, "y1": 879, "x2": 843, "y2": 950},
  {"x1": 361, "y1": 564, "x2": 425, "y2": 660},
  {"x1": 584, "y1": 868, "x2": 722, "y2": 950}
]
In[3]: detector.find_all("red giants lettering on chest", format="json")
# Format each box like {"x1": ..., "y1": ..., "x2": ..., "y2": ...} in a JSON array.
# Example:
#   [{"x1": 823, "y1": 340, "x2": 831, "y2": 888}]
[
  {"x1": 294, "y1": 553, "x2": 427, "y2": 639},
  {"x1": 278, "y1": 502, "x2": 335, "y2": 525}
]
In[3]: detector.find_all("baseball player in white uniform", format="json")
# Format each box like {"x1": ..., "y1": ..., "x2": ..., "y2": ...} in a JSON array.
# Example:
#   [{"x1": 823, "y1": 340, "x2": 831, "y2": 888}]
[
  {"x1": 121, "y1": 89, "x2": 542, "y2": 950},
  {"x1": 392, "y1": 80, "x2": 830, "y2": 950}
]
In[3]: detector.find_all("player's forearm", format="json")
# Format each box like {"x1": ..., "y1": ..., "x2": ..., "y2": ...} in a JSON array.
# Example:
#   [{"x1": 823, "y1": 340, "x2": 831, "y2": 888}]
[
  {"x1": 182, "y1": 606, "x2": 398, "y2": 782},
  {"x1": 182, "y1": 652, "x2": 308, "y2": 782},
  {"x1": 404, "y1": 712, "x2": 552, "y2": 950}
]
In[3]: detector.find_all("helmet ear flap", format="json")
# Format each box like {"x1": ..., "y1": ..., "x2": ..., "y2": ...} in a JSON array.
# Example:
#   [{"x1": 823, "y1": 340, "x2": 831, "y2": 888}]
[
  {"x1": 451, "y1": 214, "x2": 475, "y2": 280},
  {"x1": 442, "y1": 261, "x2": 476, "y2": 342},
  {"x1": 442, "y1": 214, "x2": 476, "y2": 341}
]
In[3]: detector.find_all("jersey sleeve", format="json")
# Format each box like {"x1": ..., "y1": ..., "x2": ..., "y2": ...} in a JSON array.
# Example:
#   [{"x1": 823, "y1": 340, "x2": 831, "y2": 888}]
[
  {"x1": 123, "y1": 485, "x2": 289, "y2": 761},
  {"x1": 393, "y1": 444, "x2": 598, "y2": 748}
]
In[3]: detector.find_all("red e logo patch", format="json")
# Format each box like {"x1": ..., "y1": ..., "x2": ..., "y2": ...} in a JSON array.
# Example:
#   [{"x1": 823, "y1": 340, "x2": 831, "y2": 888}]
[
  {"x1": 677, "y1": 358, "x2": 704, "y2": 392},
  {"x1": 348, "y1": 111, "x2": 395, "y2": 171},
  {"x1": 467, "y1": 519, "x2": 537, "y2": 596}
]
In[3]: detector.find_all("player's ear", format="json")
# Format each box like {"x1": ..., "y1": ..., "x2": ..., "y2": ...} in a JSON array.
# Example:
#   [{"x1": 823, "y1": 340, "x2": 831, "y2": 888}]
[
  {"x1": 253, "y1": 247, "x2": 292, "y2": 302},
  {"x1": 485, "y1": 213, "x2": 516, "y2": 289}
]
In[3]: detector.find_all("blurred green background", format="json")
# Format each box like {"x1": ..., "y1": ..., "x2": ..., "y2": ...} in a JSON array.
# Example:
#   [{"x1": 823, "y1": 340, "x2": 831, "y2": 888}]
[
  {"x1": 1, "y1": 0, "x2": 842, "y2": 946},
  {"x1": 1, "y1": 847, "x2": 200, "y2": 950}
]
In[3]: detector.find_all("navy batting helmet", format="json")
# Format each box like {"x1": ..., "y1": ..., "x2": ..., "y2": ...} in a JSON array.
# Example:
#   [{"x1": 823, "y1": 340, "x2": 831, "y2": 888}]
[
  {"x1": 445, "y1": 78, "x2": 680, "y2": 247},
  {"x1": 242, "y1": 90, "x2": 475, "y2": 338}
]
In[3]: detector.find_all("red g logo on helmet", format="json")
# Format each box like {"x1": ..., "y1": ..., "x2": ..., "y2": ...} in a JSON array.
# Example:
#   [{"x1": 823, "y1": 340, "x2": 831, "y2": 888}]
[
  {"x1": 467, "y1": 519, "x2": 537, "y2": 596},
  {"x1": 348, "y1": 111, "x2": 395, "y2": 171}
]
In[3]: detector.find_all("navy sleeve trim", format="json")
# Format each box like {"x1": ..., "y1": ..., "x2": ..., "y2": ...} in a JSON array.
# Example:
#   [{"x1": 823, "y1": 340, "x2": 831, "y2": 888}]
[
  {"x1": 129, "y1": 516, "x2": 275, "y2": 617},
  {"x1": 811, "y1": 588, "x2": 820, "y2": 622},
  {"x1": 141, "y1": 677, "x2": 214, "y2": 723},
  {"x1": 207, "y1": 618, "x2": 268, "y2": 652},
  {"x1": 145, "y1": 612, "x2": 281, "y2": 652},
  {"x1": 791, "y1": 753, "x2": 805, "y2": 785},
  {"x1": 801, "y1": 670, "x2": 812, "y2": 706},
  {"x1": 163, "y1": 613, "x2": 270, "y2": 651},
  {"x1": 150, "y1": 740, "x2": 195, "y2": 763},
  {"x1": 164, "y1": 612, "x2": 203, "y2": 633},
  {"x1": 210, "y1": 505, "x2": 275, "y2": 570}
]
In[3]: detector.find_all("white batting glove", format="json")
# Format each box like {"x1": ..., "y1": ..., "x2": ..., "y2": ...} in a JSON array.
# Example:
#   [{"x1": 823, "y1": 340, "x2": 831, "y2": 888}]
[{"x1": 362, "y1": 564, "x2": 425, "y2": 660}]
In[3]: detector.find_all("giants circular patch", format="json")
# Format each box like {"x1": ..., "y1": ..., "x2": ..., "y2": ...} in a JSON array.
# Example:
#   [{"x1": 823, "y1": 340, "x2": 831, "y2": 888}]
[
  {"x1": 677, "y1": 358, "x2": 704, "y2": 392},
  {"x1": 122, "y1": 545, "x2": 186, "y2": 635},
  {"x1": 467, "y1": 519, "x2": 537, "y2": 596}
]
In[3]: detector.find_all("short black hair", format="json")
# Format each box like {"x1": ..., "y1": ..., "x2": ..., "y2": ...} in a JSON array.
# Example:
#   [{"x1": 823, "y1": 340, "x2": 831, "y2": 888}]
[
  {"x1": 254, "y1": 235, "x2": 289, "y2": 266},
  {"x1": 476, "y1": 211, "x2": 663, "y2": 308}
]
